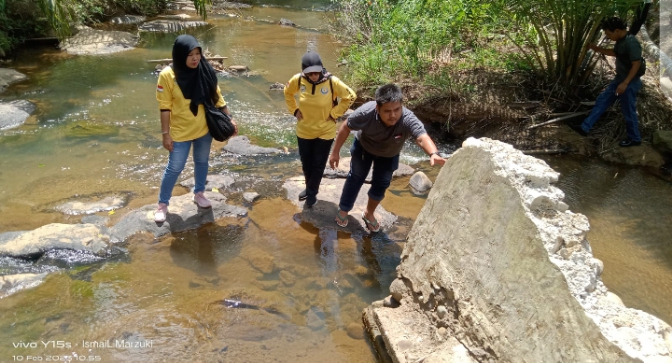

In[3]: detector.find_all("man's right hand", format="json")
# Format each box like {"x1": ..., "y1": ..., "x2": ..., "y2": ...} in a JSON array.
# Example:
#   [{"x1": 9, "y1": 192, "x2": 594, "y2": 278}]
[
  {"x1": 162, "y1": 134, "x2": 173, "y2": 152},
  {"x1": 295, "y1": 110, "x2": 304, "y2": 121},
  {"x1": 329, "y1": 153, "x2": 340, "y2": 169}
]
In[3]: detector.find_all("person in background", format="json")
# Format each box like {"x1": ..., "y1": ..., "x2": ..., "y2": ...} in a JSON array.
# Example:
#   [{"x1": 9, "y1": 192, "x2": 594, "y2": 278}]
[
  {"x1": 154, "y1": 34, "x2": 237, "y2": 223},
  {"x1": 578, "y1": 17, "x2": 646, "y2": 147},
  {"x1": 329, "y1": 84, "x2": 445, "y2": 232},
  {"x1": 284, "y1": 51, "x2": 356, "y2": 207}
]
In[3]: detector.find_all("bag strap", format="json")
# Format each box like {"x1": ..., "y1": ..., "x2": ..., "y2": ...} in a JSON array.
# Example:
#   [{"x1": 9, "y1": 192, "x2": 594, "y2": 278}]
[
  {"x1": 298, "y1": 74, "x2": 337, "y2": 104},
  {"x1": 330, "y1": 78, "x2": 334, "y2": 101}
]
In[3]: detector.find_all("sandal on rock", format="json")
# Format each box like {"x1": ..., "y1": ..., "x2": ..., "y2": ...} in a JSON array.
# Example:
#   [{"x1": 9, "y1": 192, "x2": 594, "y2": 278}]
[
  {"x1": 361, "y1": 211, "x2": 380, "y2": 233},
  {"x1": 335, "y1": 210, "x2": 349, "y2": 227}
]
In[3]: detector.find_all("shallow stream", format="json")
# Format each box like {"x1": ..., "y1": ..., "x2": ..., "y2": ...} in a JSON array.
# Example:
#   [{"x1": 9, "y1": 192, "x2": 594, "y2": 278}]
[{"x1": 0, "y1": 2, "x2": 670, "y2": 362}]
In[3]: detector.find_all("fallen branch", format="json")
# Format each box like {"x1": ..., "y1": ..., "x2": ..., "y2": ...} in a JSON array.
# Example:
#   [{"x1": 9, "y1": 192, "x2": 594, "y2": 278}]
[
  {"x1": 526, "y1": 111, "x2": 590, "y2": 130},
  {"x1": 548, "y1": 111, "x2": 579, "y2": 118},
  {"x1": 507, "y1": 101, "x2": 541, "y2": 110}
]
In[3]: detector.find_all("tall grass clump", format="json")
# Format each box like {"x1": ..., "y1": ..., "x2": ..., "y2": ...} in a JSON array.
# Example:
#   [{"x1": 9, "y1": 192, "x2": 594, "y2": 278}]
[{"x1": 332, "y1": 0, "x2": 493, "y2": 88}]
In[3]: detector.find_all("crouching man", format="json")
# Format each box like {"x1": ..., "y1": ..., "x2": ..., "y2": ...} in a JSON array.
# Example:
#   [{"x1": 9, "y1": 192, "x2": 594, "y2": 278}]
[{"x1": 328, "y1": 84, "x2": 446, "y2": 231}]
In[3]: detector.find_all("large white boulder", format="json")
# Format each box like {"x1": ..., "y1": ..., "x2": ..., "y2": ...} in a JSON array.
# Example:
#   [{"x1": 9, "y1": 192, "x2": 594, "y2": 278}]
[{"x1": 367, "y1": 138, "x2": 671, "y2": 362}]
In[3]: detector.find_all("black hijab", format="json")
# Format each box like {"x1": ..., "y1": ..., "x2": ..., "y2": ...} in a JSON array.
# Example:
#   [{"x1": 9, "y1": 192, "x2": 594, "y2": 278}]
[{"x1": 172, "y1": 35, "x2": 219, "y2": 116}]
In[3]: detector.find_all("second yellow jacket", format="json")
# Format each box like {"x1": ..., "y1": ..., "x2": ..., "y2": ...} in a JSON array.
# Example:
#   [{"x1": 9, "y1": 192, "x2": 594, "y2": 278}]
[{"x1": 284, "y1": 74, "x2": 356, "y2": 140}]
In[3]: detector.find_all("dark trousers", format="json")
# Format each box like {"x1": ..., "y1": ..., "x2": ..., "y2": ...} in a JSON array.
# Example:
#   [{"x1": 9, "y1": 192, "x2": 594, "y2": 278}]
[
  {"x1": 581, "y1": 78, "x2": 642, "y2": 142},
  {"x1": 338, "y1": 138, "x2": 399, "y2": 212},
  {"x1": 297, "y1": 136, "x2": 334, "y2": 204}
]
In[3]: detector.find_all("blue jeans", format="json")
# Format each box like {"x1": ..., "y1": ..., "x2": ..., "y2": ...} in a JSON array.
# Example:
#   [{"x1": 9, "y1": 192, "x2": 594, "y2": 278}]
[
  {"x1": 581, "y1": 78, "x2": 642, "y2": 142},
  {"x1": 297, "y1": 136, "x2": 334, "y2": 205},
  {"x1": 158, "y1": 133, "x2": 212, "y2": 205},
  {"x1": 338, "y1": 138, "x2": 399, "y2": 212}
]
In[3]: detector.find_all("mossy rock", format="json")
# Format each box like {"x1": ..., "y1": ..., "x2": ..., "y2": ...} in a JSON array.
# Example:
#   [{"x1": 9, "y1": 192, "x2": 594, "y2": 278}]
[{"x1": 65, "y1": 121, "x2": 119, "y2": 139}]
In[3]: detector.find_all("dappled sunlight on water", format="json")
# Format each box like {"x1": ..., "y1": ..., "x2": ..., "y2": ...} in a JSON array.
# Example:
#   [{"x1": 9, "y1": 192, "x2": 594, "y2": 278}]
[
  {"x1": 0, "y1": 196, "x2": 406, "y2": 361},
  {"x1": 0, "y1": 5, "x2": 413, "y2": 360}
]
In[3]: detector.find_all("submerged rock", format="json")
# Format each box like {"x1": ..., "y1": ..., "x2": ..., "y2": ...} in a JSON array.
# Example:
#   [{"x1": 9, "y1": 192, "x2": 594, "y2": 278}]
[
  {"x1": 54, "y1": 194, "x2": 128, "y2": 215},
  {"x1": 0, "y1": 273, "x2": 49, "y2": 299},
  {"x1": 0, "y1": 100, "x2": 35, "y2": 130},
  {"x1": 227, "y1": 65, "x2": 249, "y2": 73},
  {"x1": 158, "y1": 14, "x2": 192, "y2": 20},
  {"x1": 269, "y1": 82, "x2": 285, "y2": 91},
  {"x1": 279, "y1": 18, "x2": 296, "y2": 27},
  {"x1": 653, "y1": 130, "x2": 672, "y2": 154},
  {"x1": 60, "y1": 27, "x2": 138, "y2": 55},
  {"x1": 240, "y1": 246, "x2": 277, "y2": 275},
  {"x1": 110, "y1": 191, "x2": 247, "y2": 242},
  {"x1": 305, "y1": 307, "x2": 326, "y2": 330},
  {"x1": 111, "y1": 15, "x2": 146, "y2": 24},
  {"x1": 64, "y1": 121, "x2": 119, "y2": 138},
  {"x1": 601, "y1": 143, "x2": 666, "y2": 168},
  {"x1": 139, "y1": 20, "x2": 209, "y2": 33},
  {"x1": 0, "y1": 224, "x2": 110, "y2": 257},
  {"x1": 243, "y1": 192, "x2": 260, "y2": 203},
  {"x1": 222, "y1": 135, "x2": 282, "y2": 155},
  {"x1": 212, "y1": 1, "x2": 252, "y2": 9},
  {"x1": 346, "y1": 322, "x2": 364, "y2": 340},
  {"x1": 0, "y1": 255, "x2": 60, "y2": 275},
  {"x1": 0, "y1": 68, "x2": 28, "y2": 94},
  {"x1": 283, "y1": 177, "x2": 397, "y2": 234},
  {"x1": 180, "y1": 174, "x2": 235, "y2": 192},
  {"x1": 409, "y1": 171, "x2": 433, "y2": 193},
  {"x1": 36, "y1": 248, "x2": 107, "y2": 268},
  {"x1": 0, "y1": 192, "x2": 247, "y2": 298},
  {"x1": 366, "y1": 137, "x2": 671, "y2": 362}
]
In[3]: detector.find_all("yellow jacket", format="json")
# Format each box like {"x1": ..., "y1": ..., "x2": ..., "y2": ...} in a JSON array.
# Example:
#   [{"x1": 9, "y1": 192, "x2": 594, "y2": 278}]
[
  {"x1": 156, "y1": 67, "x2": 226, "y2": 142},
  {"x1": 284, "y1": 74, "x2": 356, "y2": 140}
]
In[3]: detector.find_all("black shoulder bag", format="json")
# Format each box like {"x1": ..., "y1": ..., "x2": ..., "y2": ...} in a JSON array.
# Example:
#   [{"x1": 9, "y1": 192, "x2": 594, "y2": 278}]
[{"x1": 204, "y1": 101, "x2": 235, "y2": 142}]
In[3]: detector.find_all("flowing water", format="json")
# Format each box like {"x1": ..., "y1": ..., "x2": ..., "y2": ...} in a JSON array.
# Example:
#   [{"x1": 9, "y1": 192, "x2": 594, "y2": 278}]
[
  {"x1": 542, "y1": 156, "x2": 672, "y2": 326},
  {"x1": 0, "y1": 3, "x2": 425, "y2": 362},
  {"x1": 0, "y1": 2, "x2": 671, "y2": 362}
]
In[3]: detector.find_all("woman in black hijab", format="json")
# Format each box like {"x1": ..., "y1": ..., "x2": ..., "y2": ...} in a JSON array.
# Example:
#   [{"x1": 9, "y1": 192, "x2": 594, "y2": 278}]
[{"x1": 154, "y1": 35, "x2": 237, "y2": 223}]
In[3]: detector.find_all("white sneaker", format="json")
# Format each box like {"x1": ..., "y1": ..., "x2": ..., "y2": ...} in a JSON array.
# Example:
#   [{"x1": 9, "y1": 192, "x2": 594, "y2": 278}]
[
  {"x1": 193, "y1": 192, "x2": 212, "y2": 208},
  {"x1": 154, "y1": 203, "x2": 168, "y2": 223}
]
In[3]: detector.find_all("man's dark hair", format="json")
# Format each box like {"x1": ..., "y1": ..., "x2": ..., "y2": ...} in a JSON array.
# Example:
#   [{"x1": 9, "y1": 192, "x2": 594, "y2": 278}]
[
  {"x1": 375, "y1": 84, "x2": 403, "y2": 106},
  {"x1": 601, "y1": 17, "x2": 627, "y2": 32}
]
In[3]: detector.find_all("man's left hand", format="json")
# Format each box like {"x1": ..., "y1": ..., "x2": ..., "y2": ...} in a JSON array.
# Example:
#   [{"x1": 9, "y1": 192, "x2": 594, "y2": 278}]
[
  {"x1": 616, "y1": 82, "x2": 628, "y2": 96},
  {"x1": 430, "y1": 153, "x2": 446, "y2": 166}
]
